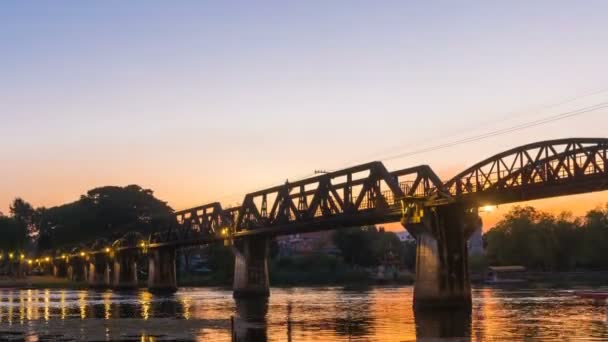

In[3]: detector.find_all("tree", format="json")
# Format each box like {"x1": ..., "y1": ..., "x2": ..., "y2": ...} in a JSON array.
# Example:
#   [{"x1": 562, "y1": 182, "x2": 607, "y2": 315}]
[
  {"x1": 484, "y1": 204, "x2": 608, "y2": 271},
  {"x1": 38, "y1": 185, "x2": 174, "y2": 250},
  {"x1": 0, "y1": 215, "x2": 27, "y2": 251},
  {"x1": 205, "y1": 242, "x2": 234, "y2": 283},
  {"x1": 9, "y1": 198, "x2": 35, "y2": 238},
  {"x1": 578, "y1": 206, "x2": 608, "y2": 269},
  {"x1": 332, "y1": 226, "x2": 404, "y2": 267},
  {"x1": 333, "y1": 226, "x2": 377, "y2": 266}
]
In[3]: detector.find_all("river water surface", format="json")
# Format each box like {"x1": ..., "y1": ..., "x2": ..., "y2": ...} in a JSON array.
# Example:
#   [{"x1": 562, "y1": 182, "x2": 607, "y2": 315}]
[{"x1": 0, "y1": 286, "x2": 607, "y2": 341}]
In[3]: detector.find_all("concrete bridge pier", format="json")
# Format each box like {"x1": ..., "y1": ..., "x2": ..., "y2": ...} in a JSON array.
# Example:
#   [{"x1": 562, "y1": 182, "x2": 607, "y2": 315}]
[
  {"x1": 148, "y1": 247, "x2": 177, "y2": 293},
  {"x1": 52, "y1": 261, "x2": 68, "y2": 278},
  {"x1": 88, "y1": 254, "x2": 111, "y2": 288},
  {"x1": 88, "y1": 240, "x2": 112, "y2": 288},
  {"x1": 113, "y1": 250, "x2": 139, "y2": 290},
  {"x1": 403, "y1": 203, "x2": 479, "y2": 310},
  {"x1": 233, "y1": 237, "x2": 270, "y2": 298},
  {"x1": 67, "y1": 257, "x2": 87, "y2": 282}
]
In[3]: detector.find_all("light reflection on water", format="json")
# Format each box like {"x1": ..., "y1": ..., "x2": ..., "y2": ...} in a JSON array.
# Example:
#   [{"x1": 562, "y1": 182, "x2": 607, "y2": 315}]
[{"x1": 0, "y1": 286, "x2": 606, "y2": 341}]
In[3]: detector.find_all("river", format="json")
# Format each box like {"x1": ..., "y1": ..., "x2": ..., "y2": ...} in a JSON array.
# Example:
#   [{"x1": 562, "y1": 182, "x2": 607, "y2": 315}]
[{"x1": 0, "y1": 286, "x2": 607, "y2": 341}]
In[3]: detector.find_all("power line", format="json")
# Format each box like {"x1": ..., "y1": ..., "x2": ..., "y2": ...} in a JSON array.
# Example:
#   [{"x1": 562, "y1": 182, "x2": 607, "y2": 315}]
[
  {"x1": 381, "y1": 102, "x2": 608, "y2": 162},
  {"x1": 177, "y1": 92, "x2": 608, "y2": 211},
  {"x1": 340, "y1": 87, "x2": 608, "y2": 168}
]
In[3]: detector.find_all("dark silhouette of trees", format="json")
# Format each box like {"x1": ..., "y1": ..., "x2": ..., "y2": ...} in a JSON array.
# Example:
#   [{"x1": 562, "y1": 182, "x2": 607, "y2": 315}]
[
  {"x1": 9, "y1": 198, "x2": 36, "y2": 238},
  {"x1": 332, "y1": 226, "x2": 404, "y2": 267},
  {"x1": 485, "y1": 204, "x2": 608, "y2": 271},
  {"x1": 0, "y1": 214, "x2": 27, "y2": 251},
  {"x1": 25, "y1": 185, "x2": 173, "y2": 251}
]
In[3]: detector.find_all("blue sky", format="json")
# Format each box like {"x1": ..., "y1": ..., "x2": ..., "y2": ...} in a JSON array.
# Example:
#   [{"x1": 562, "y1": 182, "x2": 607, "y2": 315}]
[{"x1": 1, "y1": 1, "x2": 608, "y2": 220}]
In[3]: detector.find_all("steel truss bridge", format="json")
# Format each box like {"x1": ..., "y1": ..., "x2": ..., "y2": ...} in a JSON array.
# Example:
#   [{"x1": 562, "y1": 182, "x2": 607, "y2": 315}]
[{"x1": 47, "y1": 138, "x2": 608, "y2": 256}]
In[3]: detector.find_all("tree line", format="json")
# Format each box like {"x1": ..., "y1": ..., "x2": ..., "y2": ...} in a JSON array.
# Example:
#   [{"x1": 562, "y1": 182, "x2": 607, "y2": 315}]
[
  {"x1": 0, "y1": 185, "x2": 173, "y2": 255},
  {"x1": 484, "y1": 204, "x2": 608, "y2": 271}
]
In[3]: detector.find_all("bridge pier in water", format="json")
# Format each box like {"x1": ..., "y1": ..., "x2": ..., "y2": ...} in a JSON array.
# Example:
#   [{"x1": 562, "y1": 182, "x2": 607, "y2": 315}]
[
  {"x1": 52, "y1": 261, "x2": 67, "y2": 278},
  {"x1": 88, "y1": 255, "x2": 111, "y2": 288},
  {"x1": 87, "y1": 240, "x2": 112, "y2": 288},
  {"x1": 113, "y1": 250, "x2": 139, "y2": 290},
  {"x1": 233, "y1": 237, "x2": 270, "y2": 298},
  {"x1": 148, "y1": 247, "x2": 177, "y2": 293},
  {"x1": 67, "y1": 258, "x2": 87, "y2": 282},
  {"x1": 404, "y1": 203, "x2": 479, "y2": 310}
]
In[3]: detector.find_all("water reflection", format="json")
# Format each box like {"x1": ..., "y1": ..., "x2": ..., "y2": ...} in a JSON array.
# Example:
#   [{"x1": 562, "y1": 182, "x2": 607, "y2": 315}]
[
  {"x1": 234, "y1": 297, "x2": 269, "y2": 342},
  {"x1": 334, "y1": 288, "x2": 373, "y2": 338},
  {"x1": 0, "y1": 287, "x2": 606, "y2": 341},
  {"x1": 414, "y1": 308, "x2": 471, "y2": 340}
]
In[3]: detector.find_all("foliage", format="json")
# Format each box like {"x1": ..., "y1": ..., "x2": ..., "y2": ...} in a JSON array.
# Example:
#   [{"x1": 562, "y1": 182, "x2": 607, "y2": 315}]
[
  {"x1": 468, "y1": 254, "x2": 488, "y2": 273},
  {"x1": 0, "y1": 215, "x2": 28, "y2": 252},
  {"x1": 485, "y1": 205, "x2": 608, "y2": 271},
  {"x1": 205, "y1": 242, "x2": 235, "y2": 283},
  {"x1": 332, "y1": 226, "x2": 405, "y2": 267},
  {"x1": 271, "y1": 254, "x2": 370, "y2": 285},
  {"x1": 9, "y1": 198, "x2": 36, "y2": 238},
  {"x1": 5, "y1": 185, "x2": 173, "y2": 252}
]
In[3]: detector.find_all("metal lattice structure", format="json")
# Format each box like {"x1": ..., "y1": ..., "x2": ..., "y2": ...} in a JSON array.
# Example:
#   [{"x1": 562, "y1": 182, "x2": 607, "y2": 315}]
[
  {"x1": 157, "y1": 162, "x2": 446, "y2": 247},
  {"x1": 444, "y1": 138, "x2": 608, "y2": 206},
  {"x1": 46, "y1": 137, "x2": 608, "y2": 254}
]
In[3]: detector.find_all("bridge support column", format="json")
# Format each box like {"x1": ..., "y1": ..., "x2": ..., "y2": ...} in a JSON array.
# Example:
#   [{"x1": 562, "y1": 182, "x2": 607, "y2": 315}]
[
  {"x1": 7, "y1": 260, "x2": 19, "y2": 277},
  {"x1": 53, "y1": 261, "x2": 68, "y2": 278},
  {"x1": 113, "y1": 251, "x2": 138, "y2": 290},
  {"x1": 403, "y1": 203, "x2": 479, "y2": 310},
  {"x1": 233, "y1": 237, "x2": 270, "y2": 298},
  {"x1": 148, "y1": 247, "x2": 177, "y2": 293},
  {"x1": 88, "y1": 254, "x2": 111, "y2": 288},
  {"x1": 67, "y1": 258, "x2": 87, "y2": 282}
]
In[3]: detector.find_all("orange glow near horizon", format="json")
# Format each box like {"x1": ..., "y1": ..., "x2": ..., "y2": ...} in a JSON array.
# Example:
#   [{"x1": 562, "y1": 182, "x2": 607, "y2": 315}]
[
  {"x1": 382, "y1": 191, "x2": 608, "y2": 233},
  {"x1": 2, "y1": 163, "x2": 606, "y2": 234}
]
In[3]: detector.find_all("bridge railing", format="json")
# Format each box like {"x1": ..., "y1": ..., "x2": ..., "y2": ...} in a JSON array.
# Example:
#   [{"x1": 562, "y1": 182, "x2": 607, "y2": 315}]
[{"x1": 444, "y1": 138, "x2": 608, "y2": 204}]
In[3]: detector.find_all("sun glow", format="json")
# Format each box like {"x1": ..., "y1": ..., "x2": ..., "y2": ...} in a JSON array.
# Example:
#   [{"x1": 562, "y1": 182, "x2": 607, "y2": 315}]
[{"x1": 482, "y1": 205, "x2": 495, "y2": 213}]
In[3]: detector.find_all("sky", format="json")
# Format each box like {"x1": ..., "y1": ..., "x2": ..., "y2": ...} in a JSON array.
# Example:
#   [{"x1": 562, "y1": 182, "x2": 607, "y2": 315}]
[{"x1": 1, "y1": 1, "x2": 608, "y2": 229}]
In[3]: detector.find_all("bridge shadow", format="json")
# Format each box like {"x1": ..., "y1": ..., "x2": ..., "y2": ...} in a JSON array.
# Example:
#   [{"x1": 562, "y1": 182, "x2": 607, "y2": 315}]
[
  {"x1": 414, "y1": 308, "x2": 472, "y2": 341},
  {"x1": 233, "y1": 297, "x2": 269, "y2": 342}
]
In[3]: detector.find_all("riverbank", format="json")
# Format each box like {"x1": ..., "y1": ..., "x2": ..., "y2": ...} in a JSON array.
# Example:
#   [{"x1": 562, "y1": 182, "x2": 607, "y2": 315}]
[
  {"x1": 4, "y1": 270, "x2": 608, "y2": 290},
  {"x1": 0, "y1": 276, "x2": 86, "y2": 289},
  {"x1": 471, "y1": 270, "x2": 608, "y2": 287}
]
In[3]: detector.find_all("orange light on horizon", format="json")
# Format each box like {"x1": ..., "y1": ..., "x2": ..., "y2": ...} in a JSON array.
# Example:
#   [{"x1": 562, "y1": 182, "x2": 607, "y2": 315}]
[{"x1": 481, "y1": 205, "x2": 495, "y2": 213}]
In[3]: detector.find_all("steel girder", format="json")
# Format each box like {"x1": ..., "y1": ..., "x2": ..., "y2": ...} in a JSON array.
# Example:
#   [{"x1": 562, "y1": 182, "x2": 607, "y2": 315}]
[{"x1": 444, "y1": 138, "x2": 608, "y2": 206}]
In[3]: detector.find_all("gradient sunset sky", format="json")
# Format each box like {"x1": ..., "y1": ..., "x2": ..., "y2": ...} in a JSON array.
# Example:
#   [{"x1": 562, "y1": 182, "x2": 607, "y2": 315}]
[{"x1": 1, "y1": 1, "x2": 608, "y2": 229}]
